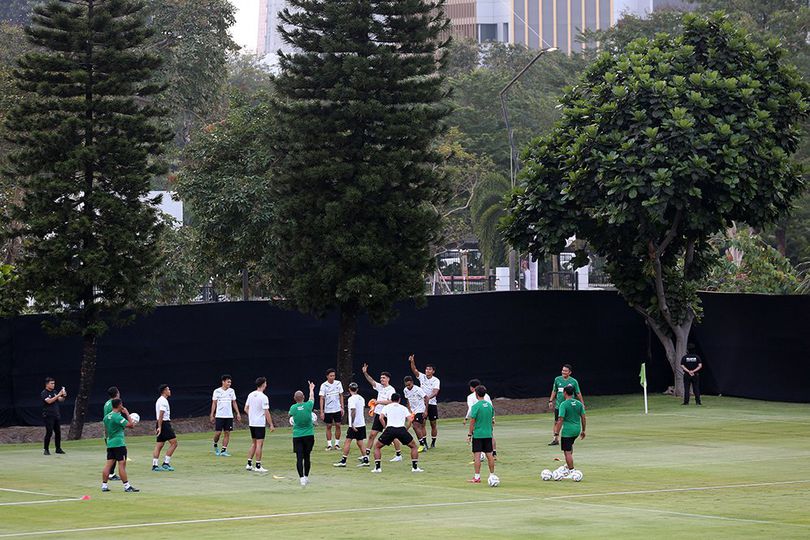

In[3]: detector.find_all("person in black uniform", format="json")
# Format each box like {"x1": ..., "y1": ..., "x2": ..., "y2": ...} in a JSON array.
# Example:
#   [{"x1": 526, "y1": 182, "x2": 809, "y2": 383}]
[
  {"x1": 41, "y1": 377, "x2": 66, "y2": 455},
  {"x1": 681, "y1": 345, "x2": 703, "y2": 406}
]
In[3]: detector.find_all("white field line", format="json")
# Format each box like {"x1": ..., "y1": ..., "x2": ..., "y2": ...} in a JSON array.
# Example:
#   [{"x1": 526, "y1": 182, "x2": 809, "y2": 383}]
[
  {"x1": 0, "y1": 497, "x2": 536, "y2": 538},
  {"x1": 565, "y1": 500, "x2": 810, "y2": 528},
  {"x1": 0, "y1": 488, "x2": 64, "y2": 497},
  {"x1": 543, "y1": 479, "x2": 810, "y2": 500},
  {"x1": 0, "y1": 498, "x2": 82, "y2": 507},
  {"x1": 615, "y1": 413, "x2": 809, "y2": 423}
]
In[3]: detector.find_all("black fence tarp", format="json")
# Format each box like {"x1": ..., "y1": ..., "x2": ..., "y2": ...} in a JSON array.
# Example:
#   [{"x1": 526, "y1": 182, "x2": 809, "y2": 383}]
[{"x1": 0, "y1": 291, "x2": 807, "y2": 427}]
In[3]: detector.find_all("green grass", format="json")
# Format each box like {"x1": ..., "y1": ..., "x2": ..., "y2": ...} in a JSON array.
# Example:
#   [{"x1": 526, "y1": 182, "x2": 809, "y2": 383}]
[{"x1": 2, "y1": 394, "x2": 810, "y2": 539}]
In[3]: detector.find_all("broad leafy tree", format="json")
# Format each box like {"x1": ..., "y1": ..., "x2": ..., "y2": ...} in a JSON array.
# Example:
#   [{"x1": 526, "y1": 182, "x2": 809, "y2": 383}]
[
  {"x1": 504, "y1": 13, "x2": 809, "y2": 394},
  {"x1": 272, "y1": 0, "x2": 450, "y2": 381},
  {"x1": 4, "y1": 0, "x2": 169, "y2": 437}
]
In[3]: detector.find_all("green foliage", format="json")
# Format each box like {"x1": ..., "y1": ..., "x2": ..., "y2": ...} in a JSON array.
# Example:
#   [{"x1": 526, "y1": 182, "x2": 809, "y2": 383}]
[
  {"x1": 4, "y1": 0, "x2": 170, "y2": 334},
  {"x1": 447, "y1": 42, "x2": 585, "y2": 173},
  {"x1": 705, "y1": 226, "x2": 801, "y2": 294},
  {"x1": 140, "y1": 218, "x2": 206, "y2": 305},
  {"x1": 0, "y1": 0, "x2": 33, "y2": 25},
  {"x1": 470, "y1": 172, "x2": 510, "y2": 268},
  {"x1": 504, "y1": 13, "x2": 808, "y2": 357},
  {"x1": 176, "y1": 91, "x2": 277, "y2": 292},
  {"x1": 270, "y1": 0, "x2": 450, "y2": 325}
]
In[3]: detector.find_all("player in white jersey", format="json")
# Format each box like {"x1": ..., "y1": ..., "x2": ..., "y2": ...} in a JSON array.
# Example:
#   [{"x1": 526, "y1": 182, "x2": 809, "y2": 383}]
[
  {"x1": 152, "y1": 384, "x2": 178, "y2": 472},
  {"x1": 409, "y1": 354, "x2": 441, "y2": 448},
  {"x1": 372, "y1": 394, "x2": 423, "y2": 473},
  {"x1": 361, "y1": 363, "x2": 402, "y2": 462},
  {"x1": 210, "y1": 374, "x2": 241, "y2": 457},
  {"x1": 464, "y1": 378, "x2": 496, "y2": 458},
  {"x1": 403, "y1": 376, "x2": 429, "y2": 452},
  {"x1": 333, "y1": 382, "x2": 370, "y2": 467},
  {"x1": 244, "y1": 377, "x2": 275, "y2": 473},
  {"x1": 319, "y1": 368, "x2": 344, "y2": 451}
]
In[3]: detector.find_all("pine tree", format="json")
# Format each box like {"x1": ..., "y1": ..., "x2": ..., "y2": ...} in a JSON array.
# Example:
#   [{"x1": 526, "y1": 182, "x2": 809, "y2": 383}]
[
  {"x1": 272, "y1": 0, "x2": 450, "y2": 382},
  {"x1": 4, "y1": 0, "x2": 169, "y2": 438}
]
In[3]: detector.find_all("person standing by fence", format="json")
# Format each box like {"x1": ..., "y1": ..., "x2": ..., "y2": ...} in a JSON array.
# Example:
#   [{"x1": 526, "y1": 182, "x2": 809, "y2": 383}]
[
  {"x1": 41, "y1": 377, "x2": 66, "y2": 455},
  {"x1": 681, "y1": 345, "x2": 703, "y2": 406}
]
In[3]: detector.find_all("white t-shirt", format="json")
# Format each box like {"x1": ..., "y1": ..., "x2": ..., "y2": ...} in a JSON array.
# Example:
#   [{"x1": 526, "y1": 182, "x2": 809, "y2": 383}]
[
  {"x1": 212, "y1": 387, "x2": 237, "y2": 418},
  {"x1": 418, "y1": 373, "x2": 441, "y2": 405},
  {"x1": 465, "y1": 392, "x2": 492, "y2": 418},
  {"x1": 403, "y1": 385, "x2": 427, "y2": 414},
  {"x1": 155, "y1": 396, "x2": 171, "y2": 421},
  {"x1": 319, "y1": 380, "x2": 344, "y2": 413},
  {"x1": 374, "y1": 383, "x2": 396, "y2": 414},
  {"x1": 246, "y1": 390, "x2": 270, "y2": 427},
  {"x1": 380, "y1": 403, "x2": 410, "y2": 428},
  {"x1": 347, "y1": 394, "x2": 366, "y2": 428}
]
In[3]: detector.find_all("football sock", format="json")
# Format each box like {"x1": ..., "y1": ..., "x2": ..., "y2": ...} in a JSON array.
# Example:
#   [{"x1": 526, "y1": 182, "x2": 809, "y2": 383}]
[
  {"x1": 101, "y1": 482, "x2": 108, "y2": 489},
  {"x1": 365, "y1": 448, "x2": 371, "y2": 456},
  {"x1": 164, "y1": 456, "x2": 171, "y2": 464},
  {"x1": 492, "y1": 450, "x2": 497, "y2": 456},
  {"x1": 256, "y1": 461, "x2": 262, "y2": 469},
  {"x1": 213, "y1": 443, "x2": 218, "y2": 450},
  {"x1": 474, "y1": 473, "x2": 480, "y2": 480},
  {"x1": 412, "y1": 460, "x2": 418, "y2": 469},
  {"x1": 221, "y1": 446, "x2": 227, "y2": 452},
  {"x1": 396, "y1": 451, "x2": 402, "y2": 457},
  {"x1": 152, "y1": 458, "x2": 159, "y2": 467},
  {"x1": 247, "y1": 459, "x2": 252, "y2": 467},
  {"x1": 431, "y1": 438, "x2": 436, "y2": 447},
  {"x1": 362, "y1": 456, "x2": 369, "y2": 463},
  {"x1": 374, "y1": 460, "x2": 381, "y2": 470},
  {"x1": 339, "y1": 456, "x2": 347, "y2": 464},
  {"x1": 123, "y1": 482, "x2": 131, "y2": 489}
]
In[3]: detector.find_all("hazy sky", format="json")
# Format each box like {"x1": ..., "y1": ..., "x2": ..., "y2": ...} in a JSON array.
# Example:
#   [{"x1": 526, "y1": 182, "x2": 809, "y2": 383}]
[{"x1": 230, "y1": 0, "x2": 260, "y2": 53}]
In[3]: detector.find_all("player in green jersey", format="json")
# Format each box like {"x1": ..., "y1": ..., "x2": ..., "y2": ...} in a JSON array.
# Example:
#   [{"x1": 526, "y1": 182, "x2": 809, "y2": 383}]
[
  {"x1": 102, "y1": 399, "x2": 139, "y2": 492},
  {"x1": 547, "y1": 364, "x2": 584, "y2": 445},
  {"x1": 553, "y1": 385, "x2": 586, "y2": 477}
]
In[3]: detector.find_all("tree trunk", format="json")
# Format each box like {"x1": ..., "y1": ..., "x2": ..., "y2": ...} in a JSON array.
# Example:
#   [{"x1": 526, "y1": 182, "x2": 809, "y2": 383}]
[
  {"x1": 645, "y1": 317, "x2": 693, "y2": 398},
  {"x1": 775, "y1": 225, "x2": 787, "y2": 257},
  {"x1": 68, "y1": 333, "x2": 97, "y2": 440},
  {"x1": 336, "y1": 303, "x2": 358, "y2": 384},
  {"x1": 241, "y1": 267, "x2": 249, "y2": 301}
]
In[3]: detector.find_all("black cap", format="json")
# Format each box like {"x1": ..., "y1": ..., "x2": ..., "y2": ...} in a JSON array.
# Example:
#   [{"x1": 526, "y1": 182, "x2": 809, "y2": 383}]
[{"x1": 348, "y1": 382, "x2": 359, "y2": 390}]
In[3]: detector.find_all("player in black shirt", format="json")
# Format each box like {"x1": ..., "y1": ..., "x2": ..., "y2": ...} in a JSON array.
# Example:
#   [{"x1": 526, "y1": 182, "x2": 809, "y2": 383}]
[
  {"x1": 41, "y1": 377, "x2": 67, "y2": 455},
  {"x1": 680, "y1": 345, "x2": 703, "y2": 406}
]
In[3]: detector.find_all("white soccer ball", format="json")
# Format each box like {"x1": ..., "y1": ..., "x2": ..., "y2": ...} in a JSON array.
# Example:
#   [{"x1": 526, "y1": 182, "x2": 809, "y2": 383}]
[
  {"x1": 570, "y1": 469, "x2": 583, "y2": 482},
  {"x1": 540, "y1": 469, "x2": 552, "y2": 481},
  {"x1": 129, "y1": 413, "x2": 140, "y2": 424},
  {"x1": 552, "y1": 469, "x2": 565, "y2": 481},
  {"x1": 312, "y1": 412, "x2": 318, "y2": 425},
  {"x1": 487, "y1": 474, "x2": 500, "y2": 487}
]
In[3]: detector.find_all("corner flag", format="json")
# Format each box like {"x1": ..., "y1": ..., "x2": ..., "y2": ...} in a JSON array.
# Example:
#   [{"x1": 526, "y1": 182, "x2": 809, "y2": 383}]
[{"x1": 640, "y1": 363, "x2": 648, "y2": 414}]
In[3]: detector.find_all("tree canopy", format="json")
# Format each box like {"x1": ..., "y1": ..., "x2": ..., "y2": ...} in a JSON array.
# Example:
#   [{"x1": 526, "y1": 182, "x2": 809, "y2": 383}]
[{"x1": 504, "y1": 12, "x2": 809, "y2": 393}]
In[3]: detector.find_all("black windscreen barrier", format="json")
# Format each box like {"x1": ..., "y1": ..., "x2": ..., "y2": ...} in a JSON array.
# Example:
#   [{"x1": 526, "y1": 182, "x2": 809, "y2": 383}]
[{"x1": 1, "y1": 291, "x2": 807, "y2": 427}]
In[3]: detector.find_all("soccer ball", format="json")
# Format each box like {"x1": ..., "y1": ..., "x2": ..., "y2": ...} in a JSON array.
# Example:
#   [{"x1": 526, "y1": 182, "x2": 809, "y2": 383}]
[
  {"x1": 551, "y1": 469, "x2": 565, "y2": 481},
  {"x1": 129, "y1": 413, "x2": 140, "y2": 424},
  {"x1": 570, "y1": 469, "x2": 583, "y2": 482},
  {"x1": 311, "y1": 412, "x2": 318, "y2": 424},
  {"x1": 487, "y1": 474, "x2": 500, "y2": 487},
  {"x1": 540, "y1": 469, "x2": 552, "y2": 481}
]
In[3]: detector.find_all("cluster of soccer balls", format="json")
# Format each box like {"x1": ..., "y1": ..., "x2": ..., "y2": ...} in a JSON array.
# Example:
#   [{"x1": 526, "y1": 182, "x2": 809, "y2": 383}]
[{"x1": 541, "y1": 468, "x2": 583, "y2": 482}]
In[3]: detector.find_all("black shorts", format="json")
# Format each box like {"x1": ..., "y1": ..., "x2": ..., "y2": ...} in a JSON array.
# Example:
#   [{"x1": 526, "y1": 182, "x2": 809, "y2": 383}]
[
  {"x1": 347, "y1": 426, "x2": 366, "y2": 440},
  {"x1": 412, "y1": 412, "x2": 425, "y2": 425},
  {"x1": 371, "y1": 413, "x2": 385, "y2": 432},
  {"x1": 427, "y1": 404, "x2": 439, "y2": 421},
  {"x1": 293, "y1": 435, "x2": 315, "y2": 454},
  {"x1": 554, "y1": 408, "x2": 559, "y2": 422},
  {"x1": 472, "y1": 437, "x2": 493, "y2": 454},
  {"x1": 156, "y1": 421, "x2": 176, "y2": 442},
  {"x1": 561, "y1": 436, "x2": 577, "y2": 452},
  {"x1": 378, "y1": 426, "x2": 413, "y2": 446},
  {"x1": 215, "y1": 418, "x2": 234, "y2": 432},
  {"x1": 106, "y1": 446, "x2": 127, "y2": 461},
  {"x1": 250, "y1": 426, "x2": 266, "y2": 440},
  {"x1": 323, "y1": 411, "x2": 342, "y2": 424}
]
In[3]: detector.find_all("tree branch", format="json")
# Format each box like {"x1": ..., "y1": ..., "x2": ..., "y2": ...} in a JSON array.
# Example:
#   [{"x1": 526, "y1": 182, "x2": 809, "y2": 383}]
[
  {"x1": 683, "y1": 238, "x2": 695, "y2": 277},
  {"x1": 649, "y1": 209, "x2": 683, "y2": 332}
]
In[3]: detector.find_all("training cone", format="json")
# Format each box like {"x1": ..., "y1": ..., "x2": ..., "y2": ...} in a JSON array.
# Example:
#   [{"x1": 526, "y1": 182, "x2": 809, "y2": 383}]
[{"x1": 81, "y1": 495, "x2": 91, "y2": 500}]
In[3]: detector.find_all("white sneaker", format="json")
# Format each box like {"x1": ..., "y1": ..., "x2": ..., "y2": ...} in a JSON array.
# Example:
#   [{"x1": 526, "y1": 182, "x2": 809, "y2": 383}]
[
  {"x1": 357, "y1": 461, "x2": 370, "y2": 467},
  {"x1": 245, "y1": 464, "x2": 253, "y2": 471},
  {"x1": 389, "y1": 455, "x2": 403, "y2": 462},
  {"x1": 300, "y1": 477, "x2": 307, "y2": 486},
  {"x1": 254, "y1": 466, "x2": 269, "y2": 473},
  {"x1": 372, "y1": 468, "x2": 382, "y2": 473},
  {"x1": 333, "y1": 461, "x2": 347, "y2": 467},
  {"x1": 334, "y1": 442, "x2": 341, "y2": 449},
  {"x1": 411, "y1": 467, "x2": 424, "y2": 473},
  {"x1": 358, "y1": 455, "x2": 367, "y2": 461}
]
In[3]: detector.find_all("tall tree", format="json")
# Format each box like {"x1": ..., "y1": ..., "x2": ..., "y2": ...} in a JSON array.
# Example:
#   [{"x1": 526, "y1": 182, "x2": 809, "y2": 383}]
[
  {"x1": 4, "y1": 0, "x2": 169, "y2": 437},
  {"x1": 272, "y1": 0, "x2": 450, "y2": 382},
  {"x1": 0, "y1": 0, "x2": 33, "y2": 25},
  {"x1": 504, "y1": 13, "x2": 808, "y2": 395}
]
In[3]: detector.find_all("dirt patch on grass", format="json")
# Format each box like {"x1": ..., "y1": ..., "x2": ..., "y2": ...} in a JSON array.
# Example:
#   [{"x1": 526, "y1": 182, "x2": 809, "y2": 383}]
[{"x1": 0, "y1": 397, "x2": 551, "y2": 444}]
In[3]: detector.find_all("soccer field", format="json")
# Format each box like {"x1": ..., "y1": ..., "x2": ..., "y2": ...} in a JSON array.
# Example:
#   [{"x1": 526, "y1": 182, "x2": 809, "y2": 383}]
[{"x1": 1, "y1": 394, "x2": 809, "y2": 539}]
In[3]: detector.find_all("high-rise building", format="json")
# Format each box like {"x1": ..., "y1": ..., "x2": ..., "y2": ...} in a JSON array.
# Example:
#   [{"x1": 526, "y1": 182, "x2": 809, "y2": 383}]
[
  {"x1": 444, "y1": 0, "x2": 511, "y2": 44},
  {"x1": 257, "y1": 0, "x2": 296, "y2": 59},
  {"x1": 510, "y1": 0, "x2": 693, "y2": 53}
]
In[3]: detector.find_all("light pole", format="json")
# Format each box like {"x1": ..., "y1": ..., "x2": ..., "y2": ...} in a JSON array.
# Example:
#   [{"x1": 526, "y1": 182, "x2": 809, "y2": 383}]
[{"x1": 499, "y1": 47, "x2": 557, "y2": 290}]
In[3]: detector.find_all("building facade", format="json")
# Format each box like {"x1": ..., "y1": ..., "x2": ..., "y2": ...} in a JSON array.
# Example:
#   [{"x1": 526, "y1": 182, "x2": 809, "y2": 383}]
[
  {"x1": 510, "y1": 0, "x2": 693, "y2": 53},
  {"x1": 257, "y1": 0, "x2": 296, "y2": 59},
  {"x1": 445, "y1": 0, "x2": 511, "y2": 44}
]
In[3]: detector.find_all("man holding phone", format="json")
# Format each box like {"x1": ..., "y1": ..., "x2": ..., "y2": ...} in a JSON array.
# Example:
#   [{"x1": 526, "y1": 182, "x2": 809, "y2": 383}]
[{"x1": 41, "y1": 377, "x2": 66, "y2": 455}]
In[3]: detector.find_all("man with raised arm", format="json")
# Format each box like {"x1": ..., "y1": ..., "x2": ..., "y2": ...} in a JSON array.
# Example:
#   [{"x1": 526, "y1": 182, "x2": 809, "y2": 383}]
[{"x1": 409, "y1": 354, "x2": 441, "y2": 448}]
